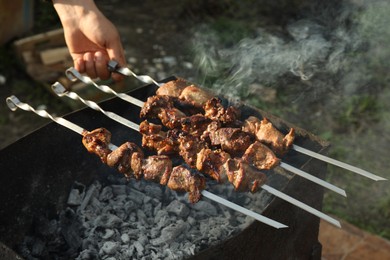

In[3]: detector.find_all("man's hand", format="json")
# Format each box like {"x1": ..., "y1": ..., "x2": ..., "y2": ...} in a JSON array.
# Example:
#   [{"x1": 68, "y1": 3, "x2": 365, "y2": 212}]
[{"x1": 53, "y1": 0, "x2": 126, "y2": 81}]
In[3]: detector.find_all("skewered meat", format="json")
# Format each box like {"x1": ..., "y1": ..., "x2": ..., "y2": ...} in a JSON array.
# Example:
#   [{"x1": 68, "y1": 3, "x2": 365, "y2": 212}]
[
  {"x1": 242, "y1": 141, "x2": 280, "y2": 170},
  {"x1": 242, "y1": 116, "x2": 295, "y2": 155},
  {"x1": 140, "y1": 95, "x2": 187, "y2": 128},
  {"x1": 153, "y1": 80, "x2": 296, "y2": 156},
  {"x1": 142, "y1": 155, "x2": 172, "y2": 185},
  {"x1": 203, "y1": 97, "x2": 241, "y2": 126},
  {"x1": 167, "y1": 165, "x2": 206, "y2": 204},
  {"x1": 157, "y1": 78, "x2": 213, "y2": 108},
  {"x1": 207, "y1": 127, "x2": 254, "y2": 157},
  {"x1": 156, "y1": 78, "x2": 189, "y2": 97},
  {"x1": 139, "y1": 120, "x2": 179, "y2": 155},
  {"x1": 196, "y1": 148, "x2": 230, "y2": 183},
  {"x1": 81, "y1": 128, "x2": 206, "y2": 203},
  {"x1": 179, "y1": 85, "x2": 213, "y2": 108},
  {"x1": 178, "y1": 134, "x2": 209, "y2": 168},
  {"x1": 224, "y1": 158, "x2": 267, "y2": 193},
  {"x1": 107, "y1": 142, "x2": 144, "y2": 179},
  {"x1": 82, "y1": 128, "x2": 112, "y2": 163},
  {"x1": 180, "y1": 114, "x2": 213, "y2": 137}
]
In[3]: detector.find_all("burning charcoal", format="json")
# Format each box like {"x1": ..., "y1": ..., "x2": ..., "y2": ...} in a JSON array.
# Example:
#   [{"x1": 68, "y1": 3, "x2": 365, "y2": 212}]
[
  {"x1": 133, "y1": 240, "x2": 145, "y2": 257},
  {"x1": 77, "y1": 249, "x2": 99, "y2": 260},
  {"x1": 166, "y1": 200, "x2": 190, "y2": 218},
  {"x1": 99, "y1": 186, "x2": 113, "y2": 201},
  {"x1": 79, "y1": 181, "x2": 101, "y2": 211},
  {"x1": 144, "y1": 184, "x2": 163, "y2": 200},
  {"x1": 59, "y1": 208, "x2": 84, "y2": 251},
  {"x1": 94, "y1": 213, "x2": 122, "y2": 228},
  {"x1": 150, "y1": 220, "x2": 189, "y2": 246},
  {"x1": 143, "y1": 202, "x2": 154, "y2": 218},
  {"x1": 137, "y1": 209, "x2": 150, "y2": 226},
  {"x1": 127, "y1": 189, "x2": 146, "y2": 205},
  {"x1": 121, "y1": 233, "x2": 130, "y2": 244},
  {"x1": 100, "y1": 241, "x2": 119, "y2": 255},
  {"x1": 68, "y1": 181, "x2": 86, "y2": 206},
  {"x1": 102, "y1": 229, "x2": 115, "y2": 240},
  {"x1": 123, "y1": 200, "x2": 137, "y2": 212},
  {"x1": 31, "y1": 238, "x2": 46, "y2": 257},
  {"x1": 192, "y1": 201, "x2": 218, "y2": 216},
  {"x1": 111, "y1": 184, "x2": 127, "y2": 196}
]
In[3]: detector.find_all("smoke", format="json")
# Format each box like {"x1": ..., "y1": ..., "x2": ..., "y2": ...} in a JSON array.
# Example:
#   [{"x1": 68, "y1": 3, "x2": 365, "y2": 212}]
[{"x1": 191, "y1": 0, "x2": 390, "y2": 108}]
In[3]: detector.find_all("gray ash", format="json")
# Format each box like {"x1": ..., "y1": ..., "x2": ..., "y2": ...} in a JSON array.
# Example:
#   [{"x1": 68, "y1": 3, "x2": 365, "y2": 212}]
[{"x1": 17, "y1": 172, "x2": 282, "y2": 259}]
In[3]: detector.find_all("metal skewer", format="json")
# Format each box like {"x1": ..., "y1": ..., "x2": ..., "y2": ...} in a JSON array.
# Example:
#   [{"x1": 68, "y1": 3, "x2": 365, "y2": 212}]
[
  {"x1": 66, "y1": 65, "x2": 386, "y2": 182},
  {"x1": 52, "y1": 82, "x2": 346, "y2": 197},
  {"x1": 6, "y1": 95, "x2": 288, "y2": 229},
  {"x1": 50, "y1": 83, "x2": 342, "y2": 228}
]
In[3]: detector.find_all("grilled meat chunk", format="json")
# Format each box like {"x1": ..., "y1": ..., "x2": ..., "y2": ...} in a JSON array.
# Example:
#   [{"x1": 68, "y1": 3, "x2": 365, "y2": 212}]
[
  {"x1": 142, "y1": 155, "x2": 172, "y2": 185},
  {"x1": 203, "y1": 97, "x2": 241, "y2": 125},
  {"x1": 140, "y1": 95, "x2": 187, "y2": 128},
  {"x1": 156, "y1": 78, "x2": 189, "y2": 97},
  {"x1": 242, "y1": 116, "x2": 295, "y2": 155},
  {"x1": 208, "y1": 127, "x2": 253, "y2": 157},
  {"x1": 82, "y1": 128, "x2": 112, "y2": 163},
  {"x1": 178, "y1": 134, "x2": 208, "y2": 168},
  {"x1": 140, "y1": 120, "x2": 179, "y2": 155},
  {"x1": 106, "y1": 142, "x2": 144, "y2": 179},
  {"x1": 180, "y1": 114, "x2": 212, "y2": 137},
  {"x1": 196, "y1": 148, "x2": 230, "y2": 183},
  {"x1": 224, "y1": 158, "x2": 267, "y2": 193},
  {"x1": 242, "y1": 141, "x2": 280, "y2": 170},
  {"x1": 167, "y1": 165, "x2": 206, "y2": 203},
  {"x1": 179, "y1": 85, "x2": 213, "y2": 108}
]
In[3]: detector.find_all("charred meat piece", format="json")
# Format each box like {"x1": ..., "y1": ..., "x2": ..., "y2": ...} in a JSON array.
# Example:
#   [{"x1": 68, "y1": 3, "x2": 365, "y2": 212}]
[
  {"x1": 106, "y1": 142, "x2": 144, "y2": 179},
  {"x1": 242, "y1": 141, "x2": 280, "y2": 170},
  {"x1": 167, "y1": 165, "x2": 206, "y2": 203},
  {"x1": 140, "y1": 95, "x2": 187, "y2": 128},
  {"x1": 196, "y1": 148, "x2": 230, "y2": 183},
  {"x1": 82, "y1": 128, "x2": 112, "y2": 163},
  {"x1": 203, "y1": 97, "x2": 241, "y2": 125},
  {"x1": 180, "y1": 114, "x2": 212, "y2": 137},
  {"x1": 200, "y1": 121, "x2": 221, "y2": 143},
  {"x1": 208, "y1": 127, "x2": 253, "y2": 157},
  {"x1": 142, "y1": 155, "x2": 172, "y2": 185},
  {"x1": 140, "y1": 120, "x2": 179, "y2": 155},
  {"x1": 179, "y1": 85, "x2": 213, "y2": 108},
  {"x1": 242, "y1": 116, "x2": 295, "y2": 155},
  {"x1": 178, "y1": 134, "x2": 208, "y2": 168},
  {"x1": 156, "y1": 78, "x2": 189, "y2": 97},
  {"x1": 224, "y1": 158, "x2": 267, "y2": 193}
]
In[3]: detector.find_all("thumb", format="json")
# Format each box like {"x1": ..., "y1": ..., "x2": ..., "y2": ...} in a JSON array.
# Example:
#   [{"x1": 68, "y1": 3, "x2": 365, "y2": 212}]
[{"x1": 107, "y1": 40, "x2": 127, "y2": 81}]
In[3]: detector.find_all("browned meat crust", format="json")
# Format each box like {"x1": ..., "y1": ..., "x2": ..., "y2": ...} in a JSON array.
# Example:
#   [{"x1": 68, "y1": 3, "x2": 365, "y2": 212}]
[
  {"x1": 242, "y1": 116, "x2": 295, "y2": 155},
  {"x1": 167, "y1": 165, "x2": 206, "y2": 203},
  {"x1": 82, "y1": 128, "x2": 112, "y2": 163}
]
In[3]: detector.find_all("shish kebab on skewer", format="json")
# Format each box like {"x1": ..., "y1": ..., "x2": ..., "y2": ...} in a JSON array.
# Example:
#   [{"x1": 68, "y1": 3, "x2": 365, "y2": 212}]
[
  {"x1": 49, "y1": 82, "x2": 342, "y2": 227},
  {"x1": 54, "y1": 79, "x2": 346, "y2": 196},
  {"x1": 6, "y1": 95, "x2": 288, "y2": 229},
  {"x1": 65, "y1": 63, "x2": 386, "y2": 182}
]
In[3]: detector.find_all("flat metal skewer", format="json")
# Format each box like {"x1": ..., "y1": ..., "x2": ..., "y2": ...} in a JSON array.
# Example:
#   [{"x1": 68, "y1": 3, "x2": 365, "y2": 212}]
[
  {"x1": 6, "y1": 95, "x2": 287, "y2": 229},
  {"x1": 52, "y1": 82, "x2": 346, "y2": 197},
  {"x1": 49, "y1": 84, "x2": 342, "y2": 227},
  {"x1": 67, "y1": 65, "x2": 386, "y2": 182}
]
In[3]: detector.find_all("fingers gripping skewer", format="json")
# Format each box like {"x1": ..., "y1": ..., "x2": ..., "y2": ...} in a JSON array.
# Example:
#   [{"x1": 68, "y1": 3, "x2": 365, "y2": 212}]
[
  {"x1": 68, "y1": 66, "x2": 386, "y2": 182},
  {"x1": 50, "y1": 84, "x2": 342, "y2": 227},
  {"x1": 6, "y1": 95, "x2": 288, "y2": 229},
  {"x1": 52, "y1": 82, "x2": 346, "y2": 197}
]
